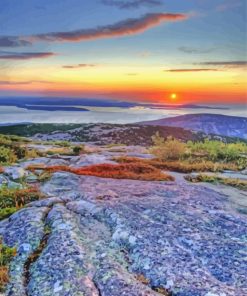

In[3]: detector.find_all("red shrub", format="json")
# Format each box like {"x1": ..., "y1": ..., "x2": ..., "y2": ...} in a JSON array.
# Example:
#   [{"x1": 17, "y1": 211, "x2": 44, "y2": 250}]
[{"x1": 42, "y1": 163, "x2": 174, "y2": 182}]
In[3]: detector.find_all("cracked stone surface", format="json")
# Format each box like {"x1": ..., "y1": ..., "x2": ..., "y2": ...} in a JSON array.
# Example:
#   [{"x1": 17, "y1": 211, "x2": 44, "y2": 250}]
[
  {"x1": 0, "y1": 206, "x2": 49, "y2": 296},
  {"x1": 1, "y1": 168, "x2": 246, "y2": 295}
]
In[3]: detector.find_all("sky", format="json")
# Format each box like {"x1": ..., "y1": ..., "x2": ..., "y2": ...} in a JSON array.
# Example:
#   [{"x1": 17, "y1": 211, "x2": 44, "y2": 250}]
[{"x1": 0, "y1": 0, "x2": 246, "y2": 104}]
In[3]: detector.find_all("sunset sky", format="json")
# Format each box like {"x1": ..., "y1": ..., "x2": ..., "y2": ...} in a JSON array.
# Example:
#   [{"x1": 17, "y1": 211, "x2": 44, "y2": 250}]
[{"x1": 0, "y1": 0, "x2": 246, "y2": 104}]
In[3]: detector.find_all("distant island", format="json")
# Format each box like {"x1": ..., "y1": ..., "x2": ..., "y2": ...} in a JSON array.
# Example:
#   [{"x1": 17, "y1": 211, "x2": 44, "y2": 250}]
[
  {"x1": 0, "y1": 97, "x2": 229, "y2": 111},
  {"x1": 18, "y1": 105, "x2": 89, "y2": 112}
]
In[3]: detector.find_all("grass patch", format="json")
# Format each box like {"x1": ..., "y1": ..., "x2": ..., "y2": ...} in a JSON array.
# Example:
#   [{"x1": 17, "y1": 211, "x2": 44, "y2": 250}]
[
  {"x1": 115, "y1": 156, "x2": 239, "y2": 173},
  {"x1": 185, "y1": 174, "x2": 247, "y2": 190},
  {"x1": 150, "y1": 133, "x2": 247, "y2": 170},
  {"x1": 31, "y1": 163, "x2": 174, "y2": 182},
  {"x1": 0, "y1": 186, "x2": 46, "y2": 214},
  {"x1": 0, "y1": 134, "x2": 42, "y2": 165},
  {"x1": 0, "y1": 207, "x2": 18, "y2": 220},
  {"x1": 0, "y1": 240, "x2": 16, "y2": 292},
  {"x1": 37, "y1": 171, "x2": 53, "y2": 183}
]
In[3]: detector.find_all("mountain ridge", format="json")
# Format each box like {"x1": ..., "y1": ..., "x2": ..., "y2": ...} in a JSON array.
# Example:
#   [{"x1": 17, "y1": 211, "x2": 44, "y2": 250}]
[{"x1": 138, "y1": 113, "x2": 247, "y2": 140}]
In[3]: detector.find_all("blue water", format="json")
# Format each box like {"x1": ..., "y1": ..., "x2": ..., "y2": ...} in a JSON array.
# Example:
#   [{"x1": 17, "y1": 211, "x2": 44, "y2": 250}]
[{"x1": 0, "y1": 104, "x2": 246, "y2": 124}]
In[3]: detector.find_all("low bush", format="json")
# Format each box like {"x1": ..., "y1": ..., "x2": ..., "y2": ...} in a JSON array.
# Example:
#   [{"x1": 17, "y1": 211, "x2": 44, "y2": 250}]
[
  {"x1": 24, "y1": 149, "x2": 40, "y2": 159},
  {"x1": 37, "y1": 171, "x2": 53, "y2": 183},
  {"x1": 0, "y1": 186, "x2": 46, "y2": 209},
  {"x1": 150, "y1": 134, "x2": 247, "y2": 169},
  {"x1": 115, "y1": 157, "x2": 239, "y2": 173},
  {"x1": 0, "y1": 146, "x2": 17, "y2": 164},
  {"x1": 52, "y1": 140, "x2": 71, "y2": 147},
  {"x1": 185, "y1": 174, "x2": 247, "y2": 190},
  {"x1": 150, "y1": 133, "x2": 186, "y2": 160},
  {"x1": 0, "y1": 240, "x2": 16, "y2": 292},
  {"x1": 0, "y1": 134, "x2": 40, "y2": 164},
  {"x1": 187, "y1": 139, "x2": 247, "y2": 162},
  {"x1": 38, "y1": 163, "x2": 174, "y2": 182},
  {"x1": 72, "y1": 145, "x2": 85, "y2": 155},
  {"x1": 0, "y1": 207, "x2": 17, "y2": 220}
]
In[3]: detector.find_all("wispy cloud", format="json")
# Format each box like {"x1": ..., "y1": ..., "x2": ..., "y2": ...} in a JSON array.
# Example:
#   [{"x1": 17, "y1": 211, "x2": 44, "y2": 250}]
[
  {"x1": 62, "y1": 64, "x2": 96, "y2": 69},
  {"x1": 0, "y1": 36, "x2": 31, "y2": 48},
  {"x1": 216, "y1": 1, "x2": 242, "y2": 11},
  {"x1": 164, "y1": 68, "x2": 219, "y2": 73},
  {"x1": 101, "y1": 0, "x2": 162, "y2": 9},
  {"x1": 0, "y1": 13, "x2": 189, "y2": 48},
  {"x1": 0, "y1": 51, "x2": 55, "y2": 60},
  {"x1": 126, "y1": 73, "x2": 139, "y2": 76},
  {"x1": 0, "y1": 80, "x2": 53, "y2": 85},
  {"x1": 29, "y1": 13, "x2": 189, "y2": 43},
  {"x1": 197, "y1": 61, "x2": 247, "y2": 68},
  {"x1": 178, "y1": 46, "x2": 215, "y2": 54}
]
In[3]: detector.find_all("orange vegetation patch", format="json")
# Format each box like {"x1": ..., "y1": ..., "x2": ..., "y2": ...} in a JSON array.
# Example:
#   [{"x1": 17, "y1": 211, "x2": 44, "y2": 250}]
[
  {"x1": 0, "y1": 266, "x2": 9, "y2": 291},
  {"x1": 33, "y1": 163, "x2": 174, "y2": 182},
  {"x1": 115, "y1": 157, "x2": 239, "y2": 173},
  {"x1": 0, "y1": 167, "x2": 4, "y2": 173}
]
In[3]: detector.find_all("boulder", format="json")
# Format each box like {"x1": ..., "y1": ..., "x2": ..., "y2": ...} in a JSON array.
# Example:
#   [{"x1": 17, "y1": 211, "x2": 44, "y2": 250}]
[{"x1": 4, "y1": 166, "x2": 27, "y2": 180}]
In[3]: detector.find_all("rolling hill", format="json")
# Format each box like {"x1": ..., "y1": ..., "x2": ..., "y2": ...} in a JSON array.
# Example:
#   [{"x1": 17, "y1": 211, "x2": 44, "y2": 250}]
[{"x1": 138, "y1": 113, "x2": 247, "y2": 140}]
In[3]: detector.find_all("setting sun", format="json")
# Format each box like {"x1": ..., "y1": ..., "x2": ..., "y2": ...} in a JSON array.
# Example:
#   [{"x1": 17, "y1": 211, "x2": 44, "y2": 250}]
[{"x1": 170, "y1": 93, "x2": 177, "y2": 101}]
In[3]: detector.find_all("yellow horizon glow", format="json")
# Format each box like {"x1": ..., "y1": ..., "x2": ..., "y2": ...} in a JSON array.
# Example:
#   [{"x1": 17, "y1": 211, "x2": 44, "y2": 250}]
[{"x1": 0, "y1": 63, "x2": 246, "y2": 103}]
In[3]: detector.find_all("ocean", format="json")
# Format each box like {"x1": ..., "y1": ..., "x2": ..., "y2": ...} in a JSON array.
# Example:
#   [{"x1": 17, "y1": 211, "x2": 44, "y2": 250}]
[{"x1": 0, "y1": 104, "x2": 246, "y2": 125}]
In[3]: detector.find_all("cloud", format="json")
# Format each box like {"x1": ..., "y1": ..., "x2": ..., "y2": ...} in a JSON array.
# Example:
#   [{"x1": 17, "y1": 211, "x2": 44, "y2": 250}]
[
  {"x1": 178, "y1": 46, "x2": 215, "y2": 54},
  {"x1": 0, "y1": 36, "x2": 31, "y2": 48},
  {"x1": 101, "y1": 0, "x2": 162, "y2": 9},
  {"x1": 164, "y1": 68, "x2": 219, "y2": 72},
  {"x1": 0, "y1": 80, "x2": 53, "y2": 85},
  {"x1": 197, "y1": 61, "x2": 247, "y2": 68},
  {"x1": 216, "y1": 1, "x2": 242, "y2": 11},
  {"x1": 138, "y1": 50, "x2": 151, "y2": 57},
  {"x1": 0, "y1": 51, "x2": 55, "y2": 60},
  {"x1": 29, "y1": 13, "x2": 189, "y2": 43},
  {"x1": 62, "y1": 64, "x2": 96, "y2": 69}
]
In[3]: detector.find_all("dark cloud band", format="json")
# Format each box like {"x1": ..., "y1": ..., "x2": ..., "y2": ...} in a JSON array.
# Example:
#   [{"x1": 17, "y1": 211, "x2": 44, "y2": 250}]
[
  {"x1": 0, "y1": 52, "x2": 55, "y2": 60},
  {"x1": 197, "y1": 61, "x2": 247, "y2": 67},
  {"x1": 101, "y1": 0, "x2": 162, "y2": 9},
  {"x1": 0, "y1": 36, "x2": 31, "y2": 48},
  {"x1": 164, "y1": 68, "x2": 219, "y2": 72},
  {"x1": 62, "y1": 64, "x2": 96, "y2": 69}
]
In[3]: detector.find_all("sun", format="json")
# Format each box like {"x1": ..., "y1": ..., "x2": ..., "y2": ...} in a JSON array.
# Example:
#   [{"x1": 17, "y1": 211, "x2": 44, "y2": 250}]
[{"x1": 170, "y1": 93, "x2": 177, "y2": 101}]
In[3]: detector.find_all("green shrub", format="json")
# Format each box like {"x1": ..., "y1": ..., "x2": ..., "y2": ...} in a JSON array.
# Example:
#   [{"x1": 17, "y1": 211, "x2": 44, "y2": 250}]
[
  {"x1": 0, "y1": 207, "x2": 17, "y2": 221},
  {"x1": 0, "y1": 240, "x2": 16, "y2": 292},
  {"x1": 72, "y1": 145, "x2": 85, "y2": 155},
  {"x1": 150, "y1": 133, "x2": 186, "y2": 161},
  {"x1": 0, "y1": 146, "x2": 17, "y2": 164},
  {"x1": 53, "y1": 140, "x2": 70, "y2": 147},
  {"x1": 38, "y1": 171, "x2": 52, "y2": 182},
  {"x1": 150, "y1": 133, "x2": 247, "y2": 168},
  {"x1": 0, "y1": 186, "x2": 45, "y2": 208},
  {"x1": 187, "y1": 139, "x2": 247, "y2": 162},
  {"x1": 185, "y1": 174, "x2": 247, "y2": 190}
]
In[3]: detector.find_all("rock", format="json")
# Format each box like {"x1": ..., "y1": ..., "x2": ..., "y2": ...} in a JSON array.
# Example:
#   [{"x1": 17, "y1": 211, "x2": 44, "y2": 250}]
[
  {"x1": 18, "y1": 243, "x2": 32, "y2": 253},
  {"x1": 7, "y1": 181, "x2": 23, "y2": 189},
  {"x1": 96, "y1": 190, "x2": 119, "y2": 200},
  {"x1": 72, "y1": 153, "x2": 116, "y2": 167},
  {"x1": 4, "y1": 166, "x2": 27, "y2": 180},
  {"x1": 25, "y1": 174, "x2": 38, "y2": 183},
  {"x1": 241, "y1": 169, "x2": 247, "y2": 175},
  {"x1": 1, "y1": 147, "x2": 246, "y2": 296},
  {"x1": 0, "y1": 175, "x2": 8, "y2": 186}
]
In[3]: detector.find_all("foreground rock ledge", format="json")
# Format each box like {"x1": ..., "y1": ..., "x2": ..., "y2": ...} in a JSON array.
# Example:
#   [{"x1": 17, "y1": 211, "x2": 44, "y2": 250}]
[{"x1": 0, "y1": 172, "x2": 246, "y2": 296}]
